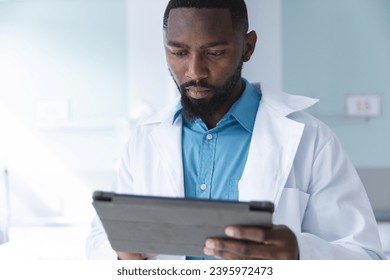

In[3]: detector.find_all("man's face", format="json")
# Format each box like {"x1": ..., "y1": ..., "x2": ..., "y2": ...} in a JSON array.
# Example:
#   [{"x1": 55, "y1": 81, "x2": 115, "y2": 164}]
[{"x1": 164, "y1": 8, "x2": 247, "y2": 121}]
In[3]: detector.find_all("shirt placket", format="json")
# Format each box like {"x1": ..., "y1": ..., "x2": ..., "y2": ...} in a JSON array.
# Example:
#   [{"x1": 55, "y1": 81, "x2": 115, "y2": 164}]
[{"x1": 196, "y1": 131, "x2": 217, "y2": 199}]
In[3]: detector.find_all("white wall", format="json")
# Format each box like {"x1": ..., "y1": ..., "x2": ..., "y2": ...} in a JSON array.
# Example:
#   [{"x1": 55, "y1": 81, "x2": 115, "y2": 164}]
[
  {"x1": 126, "y1": 0, "x2": 176, "y2": 117},
  {"x1": 0, "y1": 0, "x2": 128, "y2": 225},
  {"x1": 245, "y1": 0, "x2": 282, "y2": 89}
]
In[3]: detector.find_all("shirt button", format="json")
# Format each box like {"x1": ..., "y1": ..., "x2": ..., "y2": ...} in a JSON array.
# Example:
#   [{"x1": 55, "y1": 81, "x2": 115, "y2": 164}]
[
  {"x1": 206, "y1": 134, "x2": 213, "y2": 140},
  {"x1": 200, "y1": 184, "x2": 207, "y2": 191}
]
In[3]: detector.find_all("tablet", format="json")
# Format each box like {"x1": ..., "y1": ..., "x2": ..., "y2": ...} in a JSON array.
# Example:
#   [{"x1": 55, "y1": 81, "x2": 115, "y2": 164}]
[{"x1": 92, "y1": 191, "x2": 274, "y2": 257}]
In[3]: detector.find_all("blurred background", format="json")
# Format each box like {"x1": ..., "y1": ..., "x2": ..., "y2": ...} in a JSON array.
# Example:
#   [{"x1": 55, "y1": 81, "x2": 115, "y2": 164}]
[{"x1": 0, "y1": 0, "x2": 389, "y2": 259}]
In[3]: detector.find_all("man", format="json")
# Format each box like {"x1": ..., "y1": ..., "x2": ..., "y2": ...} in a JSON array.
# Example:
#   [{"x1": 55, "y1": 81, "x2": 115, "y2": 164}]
[{"x1": 87, "y1": 0, "x2": 385, "y2": 260}]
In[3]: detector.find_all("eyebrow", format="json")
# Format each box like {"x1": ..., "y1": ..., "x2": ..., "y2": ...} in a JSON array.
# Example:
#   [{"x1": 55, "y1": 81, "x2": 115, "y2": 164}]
[
  {"x1": 201, "y1": 41, "x2": 229, "y2": 49},
  {"x1": 166, "y1": 41, "x2": 189, "y2": 48},
  {"x1": 166, "y1": 40, "x2": 229, "y2": 49}
]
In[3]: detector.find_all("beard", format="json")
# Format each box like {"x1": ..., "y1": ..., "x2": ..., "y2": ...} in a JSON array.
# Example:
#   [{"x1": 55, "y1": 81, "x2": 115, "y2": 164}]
[{"x1": 170, "y1": 61, "x2": 243, "y2": 123}]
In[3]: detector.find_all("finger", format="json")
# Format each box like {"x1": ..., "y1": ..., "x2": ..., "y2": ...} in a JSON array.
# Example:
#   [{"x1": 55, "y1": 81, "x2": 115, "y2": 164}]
[
  {"x1": 217, "y1": 250, "x2": 269, "y2": 260},
  {"x1": 206, "y1": 248, "x2": 264, "y2": 260},
  {"x1": 205, "y1": 225, "x2": 299, "y2": 260},
  {"x1": 116, "y1": 251, "x2": 155, "y2": 260},
  {"x1": 204, "y1": 238, "x2": 273, "y2": 259},
  {"x1": 225, "y1": 225, "x2": 293, "y2": 245},
  {"x1": 204, "y1": 238, "x2": 297, "y2": 260},
  {"x1": 225, "y1": 226, "x2": 269, "y2": 243}
]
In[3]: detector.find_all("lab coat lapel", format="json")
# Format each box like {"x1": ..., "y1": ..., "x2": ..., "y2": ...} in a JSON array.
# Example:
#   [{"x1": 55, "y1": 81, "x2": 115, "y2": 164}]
[
  {"x1": 239, "y1": 102, "x2": 305, "y2": 207},
  {"x1": 148, "y1": 116, "x2": 185, "y2": 198}
]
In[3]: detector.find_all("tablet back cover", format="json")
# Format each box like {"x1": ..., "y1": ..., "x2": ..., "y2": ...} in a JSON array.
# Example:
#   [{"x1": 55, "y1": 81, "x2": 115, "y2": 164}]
[{"x1": 93, "y1": 191, "x2": 274, "y2": 257}]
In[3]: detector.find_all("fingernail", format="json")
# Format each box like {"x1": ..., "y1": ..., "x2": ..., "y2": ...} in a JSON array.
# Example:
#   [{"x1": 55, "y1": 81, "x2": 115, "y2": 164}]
[
  {"x1": 225, "y1": 227, "x2": 235, "y2": 237},
  {"x1": 205, "y1": 240, "x2": 216, "y2": 249}
]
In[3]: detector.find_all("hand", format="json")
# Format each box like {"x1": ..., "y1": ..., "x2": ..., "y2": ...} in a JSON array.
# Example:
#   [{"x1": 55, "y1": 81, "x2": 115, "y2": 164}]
[
  {"x1": 203, "y1": 225, "x2": 299, "y2": 260},
  {"x1": 116, "y1": 251, "x2": 156, "y2": 260}
]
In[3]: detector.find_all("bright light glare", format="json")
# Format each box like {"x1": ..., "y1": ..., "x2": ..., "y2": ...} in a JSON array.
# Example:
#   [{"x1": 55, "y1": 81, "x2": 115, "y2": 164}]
[{"x1": 0, "y1": 103, "x2": 94, "y2": 225}]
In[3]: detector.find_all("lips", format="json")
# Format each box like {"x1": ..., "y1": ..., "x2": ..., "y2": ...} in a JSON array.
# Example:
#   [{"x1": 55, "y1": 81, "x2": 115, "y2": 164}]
[{"x1": 186, "y1": 86, "x2": 212, "y2": 100}]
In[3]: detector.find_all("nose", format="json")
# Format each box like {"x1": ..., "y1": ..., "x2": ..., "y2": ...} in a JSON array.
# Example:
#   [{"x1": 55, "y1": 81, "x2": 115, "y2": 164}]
[{"x1": 185, "y1": 54, "x2": 208, "y2": 81}]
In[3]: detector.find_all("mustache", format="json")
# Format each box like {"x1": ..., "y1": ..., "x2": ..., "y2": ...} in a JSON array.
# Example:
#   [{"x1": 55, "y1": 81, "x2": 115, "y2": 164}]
[{"x1": 180, "y1": 80, "x2": 217, "y2": 90}]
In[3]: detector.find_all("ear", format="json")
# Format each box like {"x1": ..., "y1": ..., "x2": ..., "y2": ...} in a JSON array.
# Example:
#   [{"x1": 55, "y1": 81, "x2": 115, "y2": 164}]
[{"x1": 243, "y1": 31, "x2": 257, "y2": 62}]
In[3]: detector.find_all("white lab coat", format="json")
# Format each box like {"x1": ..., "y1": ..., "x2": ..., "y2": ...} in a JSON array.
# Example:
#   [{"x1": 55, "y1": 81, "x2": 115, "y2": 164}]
[{"x1": 86, "y1": 83, "x2": 385, "y2": 260}]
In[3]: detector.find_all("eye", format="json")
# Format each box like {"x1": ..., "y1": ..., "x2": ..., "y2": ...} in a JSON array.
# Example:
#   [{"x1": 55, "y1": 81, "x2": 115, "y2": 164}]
[
  {"x1": 171, "y1": 50, "x2": 188, "y2": 57},
  {"x1": 207, "y1": 50, "x2": 225, "y2": 57}
]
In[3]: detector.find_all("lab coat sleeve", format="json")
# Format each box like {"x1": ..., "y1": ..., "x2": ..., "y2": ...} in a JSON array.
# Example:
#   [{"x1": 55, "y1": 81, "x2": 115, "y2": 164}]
[
  {"x1": 297, "y1": 136, "x2": 385, "y2": 259},
  {"x1": 86, "y1": 215, "x2": 117, "y2": 260},
  {"x1": 85, "y1": 129, "x2": 182, "y2": 260},
  {"x1": 85, "y1": 138, "x2": 135, "y2": 260}
]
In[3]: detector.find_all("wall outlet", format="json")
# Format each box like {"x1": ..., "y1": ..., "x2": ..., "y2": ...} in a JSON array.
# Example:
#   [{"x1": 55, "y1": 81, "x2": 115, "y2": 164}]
[{"x1": 345, "y1": 94, "x2": 381, "y2": 118}]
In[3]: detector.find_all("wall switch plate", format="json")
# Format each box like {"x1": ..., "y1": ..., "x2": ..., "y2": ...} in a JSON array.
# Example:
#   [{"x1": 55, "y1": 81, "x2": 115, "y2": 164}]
[{"x1": 345, "y1": 94, "x2": 381, "y2": 118}]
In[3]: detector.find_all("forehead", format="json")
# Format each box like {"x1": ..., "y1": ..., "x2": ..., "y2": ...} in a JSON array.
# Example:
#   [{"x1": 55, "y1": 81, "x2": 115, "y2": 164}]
[{"x1": 165, "y1": 8, "x2": 238, "y2": 42}]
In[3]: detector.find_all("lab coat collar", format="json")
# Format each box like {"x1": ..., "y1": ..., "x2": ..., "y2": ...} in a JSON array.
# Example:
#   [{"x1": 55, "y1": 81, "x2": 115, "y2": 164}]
[
  {"x1": 138, "y1": 96, "x2": 181, "y2": 126},
  {"x1": 253, "y1": 82, "x2": 318, "y2": 117},
  {"x1": 238, "y1": 83, "x2": 318, "y2": 205}
]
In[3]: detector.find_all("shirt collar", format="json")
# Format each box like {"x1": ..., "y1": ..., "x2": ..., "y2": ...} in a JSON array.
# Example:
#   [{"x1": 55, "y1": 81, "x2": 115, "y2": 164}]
[
  {"x1": 172, "y1": 104, "x2": 182, "y2": 124},
  {"x1": 172, "y1": 79, "x2": 262, "y2": 132},
  {"x1": 225, "y1": 80, "x2": 261, "y2": 133}
]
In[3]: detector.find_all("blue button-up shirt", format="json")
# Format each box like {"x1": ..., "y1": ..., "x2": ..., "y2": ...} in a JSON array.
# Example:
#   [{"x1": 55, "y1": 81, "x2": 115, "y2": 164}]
[{"x1": 173, "y1": 80, "x2": 261, "y2": 260}]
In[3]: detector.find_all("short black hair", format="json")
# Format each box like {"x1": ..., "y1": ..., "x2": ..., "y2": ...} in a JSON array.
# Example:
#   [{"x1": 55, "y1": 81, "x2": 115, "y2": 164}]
[{"x1": 163, "y1": 0, "x2": 249, "y2": 33}]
